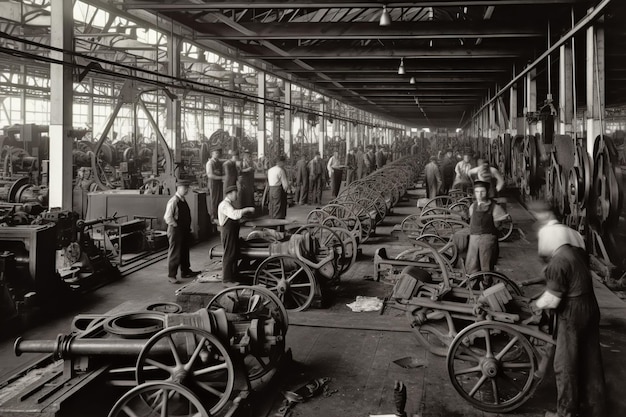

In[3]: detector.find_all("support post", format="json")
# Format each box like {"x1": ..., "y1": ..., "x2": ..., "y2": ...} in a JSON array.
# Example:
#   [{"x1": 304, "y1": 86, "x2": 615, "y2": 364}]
[
  {"x1": 526, "y1": 69, "x2": 537, "y2": 136},
  {"x1": 509, "y1": 82, "x2": 518, "y2": 136},
  {"x1": 283, "y1": 81, "x2": 292, "y2": 158},
  {"x1": 166, "y1": 35, "x2": 182, "y2": 163},
  {"x1": 586, "y1": 14, "x2": 605, "y2": 154},
  {"x1": 49, "y1": 0, "x2": 73, "y2": 210},
  {"x1": 559, "y1": 42, "x2": 575, "y2": 135},
  {"x1": 257, "y1": 72, "x2": 266, "y2": 159}
]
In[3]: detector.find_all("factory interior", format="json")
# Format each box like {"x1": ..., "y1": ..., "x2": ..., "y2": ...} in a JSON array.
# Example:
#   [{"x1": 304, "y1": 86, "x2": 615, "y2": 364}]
[{"x1": 0, "y1": 0, "x2": 626, "y2": 416}]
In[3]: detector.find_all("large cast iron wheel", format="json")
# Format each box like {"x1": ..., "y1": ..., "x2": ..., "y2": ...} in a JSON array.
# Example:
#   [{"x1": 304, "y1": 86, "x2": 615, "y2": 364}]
[
  {"x1": 254, "y1": 255, "x2": 316, "y2": 312},
  {"x1": 447, "y1": 321, "x2": 536, "y2": 413},
  {"x1": 207, "y1": 285, "x2": 288, "y2": 385},
  {"x1": 108, "y1": 381, "x2": 209, "y2": 417},
  {"x1": 464, "y1": 271, "x2": 523, "y2": 296},
  {"x1": 135, "y1": 326, "x2": 235, "y2": 416}
]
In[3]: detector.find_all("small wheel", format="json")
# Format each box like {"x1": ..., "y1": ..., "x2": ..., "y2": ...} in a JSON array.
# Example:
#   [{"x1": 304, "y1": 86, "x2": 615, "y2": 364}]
[
  {"x1": 421, "y1": 219, "x2": 455, "y2": 240},
  {"x1": 414, "y1": 233, "x2": 458, "y2": 264},
  {"x1": 254, "y1": 255, "x2": 316, "y2": 312},
  {"x1": 321, "y1": 215, "x2": 348, "y2": 231},
  {"x1": 108, "y1": 381, "x2": 209, "y2": 417},
  {"x1": 306, "y1": 209, "x2": 328, "y2": 224},
  {"x1": 136, "y1": 326, "x2": 235, "y2": 416},
  {"x1": 294, "y1": 224, "x2": 344, "y2": 281},
  {"x1": 447, "y1": 321, "x2": 537, "y2": 413},
  {"x1": 330, "y1": 227, "x2": 358, "y2": 274},
  {"x1": 465, "y1": 271, "x2": 523, "y2": 296},
  {"x1": 423, "y1": 195, "x2": 455, "y2": 210},
  {"x1": 207, "y1": 285, "x2": 287, "y2": 384},
  {"x1": 495, "y1": 213, "x2": 514, "y2": 242},
  {"x1": 400, "y1": 214, "x2": 423, "y2": 237}
]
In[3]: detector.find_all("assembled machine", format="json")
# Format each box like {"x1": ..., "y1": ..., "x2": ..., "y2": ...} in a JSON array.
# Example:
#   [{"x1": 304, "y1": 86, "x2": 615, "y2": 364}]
[{"x1": 2, "y1": 286, "x2": 289, "y2": 417}]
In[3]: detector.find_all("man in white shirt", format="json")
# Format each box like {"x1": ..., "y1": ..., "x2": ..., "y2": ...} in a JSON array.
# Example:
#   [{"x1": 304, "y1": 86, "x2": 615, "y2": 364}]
[
  {"x1": 267, "y1": 155, "x2": 289, "y2": 219},
  {"x1": 469, "y1": 159, "x2": 505, "y2": 198},
  {"x1": 163, "y1": 179, "x2": 199, "y2": 284},
  {"x1": 218, "y1": 185, "x2": 255, "y2": 283},
  {"x1": 327, "y1": 150, "x2": 344, "y2": 198}
]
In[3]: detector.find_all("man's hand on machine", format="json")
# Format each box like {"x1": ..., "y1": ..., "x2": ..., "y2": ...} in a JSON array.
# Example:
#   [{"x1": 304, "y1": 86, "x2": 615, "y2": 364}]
[{"x1": 243, "y1": 207, "x2": 255, "y2": 215}]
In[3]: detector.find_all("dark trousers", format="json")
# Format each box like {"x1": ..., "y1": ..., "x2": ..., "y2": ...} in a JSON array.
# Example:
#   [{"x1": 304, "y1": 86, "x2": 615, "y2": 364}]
[
  {"x1": 346, "y1": 169, "x2": 356, "y2": 185},
  {"x1": 554, "y1": 295, "x2": 606, "y2": 417},
  {"x1": 356, "y1": 167, "x2": 364, "y2": 180},
  {"x1": 269, "y1": 186, "x2": 287, "y2": 219},
  {"x1": 221, "y1": 219, "x2": 240, "y2": 283},
  {"x1": 294, "y1": 181, "x2": 308, "y2": 205},
  {"x1": 331, "y1": 169, "x2": 342, "y2": 198},
  {"x1": 167, "y1": 225, "x2": 191, "y2": 278},
  {"x1": 465, "y1": 234, "x2": 498, "y2": 274},
  {"x1": 309, "y1": 176, "x2": 323, "y2": 204},
  {"x1": 208, "y1": 180, "x2": 223, "y2": 221}
]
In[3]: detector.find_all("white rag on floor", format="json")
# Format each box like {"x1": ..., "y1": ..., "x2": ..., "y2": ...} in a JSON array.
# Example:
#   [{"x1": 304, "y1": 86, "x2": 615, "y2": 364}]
[{"x1": 346, "y1": 296, "x2": 383, "y2": 312}]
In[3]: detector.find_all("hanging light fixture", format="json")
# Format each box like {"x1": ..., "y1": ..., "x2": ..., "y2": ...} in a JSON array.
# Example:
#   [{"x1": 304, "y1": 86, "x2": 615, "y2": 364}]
[
  {"x1": 379, "y1": 5, "x2": 391, "y2": 26},
  {"x1": 397, "y1": 58, "x2": 405, "y2": 75},
  {"x1": 410, "y1": 77, "x2": 416, "y2": 84}
]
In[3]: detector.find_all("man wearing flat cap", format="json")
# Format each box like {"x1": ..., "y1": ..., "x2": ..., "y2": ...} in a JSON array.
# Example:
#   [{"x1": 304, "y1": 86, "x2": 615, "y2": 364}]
[
  {"x1": 163, "y1": 179, "x2": 200, "y2": 284},
  {"x1": 218, "y1": 185, "x2": 255, "y2": 283},
  {"x1": 465, "y1": 181, "x2": 507, "y2": 274}
]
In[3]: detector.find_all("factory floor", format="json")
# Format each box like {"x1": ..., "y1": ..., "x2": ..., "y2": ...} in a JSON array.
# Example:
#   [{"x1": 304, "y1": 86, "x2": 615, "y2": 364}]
[{"x1": 1, "y1": 188, "x2": 625, "y2": 417}]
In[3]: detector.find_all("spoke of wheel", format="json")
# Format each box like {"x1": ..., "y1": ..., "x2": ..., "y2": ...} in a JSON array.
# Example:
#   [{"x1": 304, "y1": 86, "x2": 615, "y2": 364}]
[
  {"x1": 286, "y1": 267, "x2": 305, "y2": 283},
  {"x1": 468, "y1": 375, "x2": 488, "y2": 398},
  {"x1": 279, "y1": 259, "x2": 285, "y2": 280},
  {"x1": 261, "y1": 268, "x2": 282, "y2": 283},
  {"x1": 290, "y1": 282, "x2": 312, "y2": 289},
  {"x1": 454, "y1": 365, "x2": 482, "y2": 376},
  {"x1": 290, "y1": 291, "x2": 309, "y2": 302},
  {"x1": 193, "y1": 362, "x2": 229, "y2": 377},
  {"x1": 484, "y1": 331, "x2": 493, "y2": 357},
  {"x1": 491, "y1": 379, "x2": 500, "y2": 405},
  {"x1": 196, "y1": 380, "x2": 226, "y2": 398},
  {"x1": 501, "y1": 362, "x2": 533, "y2": 369},
  {"x1": 184, "y1": 337, "x2": 208, "y2": 372},
  {"x1": 166, "y1": 335, "x2": 182, "y2": 366},
  {"x1": 495, "y1": 336, "x2": 520, "y2": 361},
  {"x1": 145, "y1": 358, "x2": 173, "y2": 373},
  {"x1": 160, "y1": 388, "x2": 169, "y2": 417},
  {"x1": 458, "y1": 345, "x2": 483, "y2": 361},
  {"x1": 122, "y1": 405, "x2": 141, "y2": 417}
]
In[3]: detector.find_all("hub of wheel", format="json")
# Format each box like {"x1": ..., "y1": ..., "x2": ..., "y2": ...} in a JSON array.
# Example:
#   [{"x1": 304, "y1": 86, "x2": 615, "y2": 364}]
[
  {"x1": 481, "y1": 358, "x2": 499, "y2": 378},
  {"x1": 277, "y1": 280, "x2": 288, "y2": 295}
]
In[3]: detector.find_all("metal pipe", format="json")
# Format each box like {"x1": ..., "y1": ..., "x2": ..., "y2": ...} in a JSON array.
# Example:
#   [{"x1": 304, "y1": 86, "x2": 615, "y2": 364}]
[{"x1": 15, "y1": 336, "x2": 172, "y2": 358}]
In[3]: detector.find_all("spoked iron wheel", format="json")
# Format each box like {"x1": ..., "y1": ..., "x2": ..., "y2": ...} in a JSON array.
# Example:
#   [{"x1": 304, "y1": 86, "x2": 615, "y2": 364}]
[
  {"x1": 254, "y1": 255, "x2": 316, "y2": 312},
  {"x1": 108, "y1": 381, "x2": 209, "y2": 417},
  {"x1": 206, "y1": 286, "x2": 288, "y2": 385},
  {"x1": 136, "y1": 327, "x2": 235, "y2": 416},
  {"x1": 464, "y1": 271, "x2": 523, "y2": 296},
  {"x1": 423, "y1": 196, "x2": 455, "y2": 211},
  {"x1": 496, "y1": 214, "x2": 514, "y2": 242},
  {"x1": 414, "y1": 233, "x2": 458, "y2": 265},
  {"x1": 447, "y1": 321, "x2": 537, "y2": 413}
]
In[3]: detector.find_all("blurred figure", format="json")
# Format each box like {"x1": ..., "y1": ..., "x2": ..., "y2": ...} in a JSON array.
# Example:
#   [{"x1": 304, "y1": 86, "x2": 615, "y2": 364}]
[
  {"x1": 424, "y1": 156, "x2": 442, "y2": 199},
  {"x1": 452, "y1": 150, "x2": 473, "y2": 192},
  {"x1": 345, "y1": 148, "x2": 357, "y2": 185},
  {"x1": 294, "y1": 154, "x2": 309, "y2": 205},
  {"x1": 267, "y1": 155, "x2": 289, "y2": 219},
  {"x1": 238, "y1": 150, "x2": 255, "y2": 207},
  {"x1": 222, "y1": 151, "x2": 240, "y2": 198},
  {"x1": 440, "y1": 148, "x2": 456, "y2": 194},
  {"x1": 469, "y1": 159, "x2": 505, "y2": 198},
  {"x1": 376, "y1": 145, "x2": 387, "y2": 169},
  {"x1": 364, "y1": 145, "x2": 376, "y2": 175},
  {"x1": 356, "y1": 146, "x2": 365, "y2": 179},
  {"x1": 411, "y1": 138, "x2": 420, "y2": 155},
  {"x1": 530, "y1": 204, "x2": 605, "y2": 417},
  {"x1": 308, "y1": 152, "x2": 324, "y2": 205}
]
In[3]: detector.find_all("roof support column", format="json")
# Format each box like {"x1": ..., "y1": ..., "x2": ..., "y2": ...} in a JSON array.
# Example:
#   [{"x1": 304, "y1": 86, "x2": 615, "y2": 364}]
[
  {"x1": 525, "y1": 69, "x2": 537, "y2": 136},
  {"x1": 49, "y1": 0, "x2": 73, "y2": 210},
  {"x1": 586, "y1": 13, "x2": 605, "y2": 154},
  {"x1": 509, "y1": 82, "x2": 518, "y2": 136},
  {"x1": 166, "y1": 35, "x2": 182, "y2": 163},
  {"x1": 319, "y1": 102, "x2": 326, "y2": 156},
  {"x1": 283, "y1": 81, "x2": 292, "y2": 158},
  {"x1": 559, "y1": 42, "x2": 575, "y2": 135},
  {"x1": 257, "y1": 72, "x2": 266, "y2": 159}
]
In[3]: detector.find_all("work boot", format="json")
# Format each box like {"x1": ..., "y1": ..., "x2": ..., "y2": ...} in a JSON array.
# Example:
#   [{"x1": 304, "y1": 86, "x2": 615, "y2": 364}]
[{"x1": 182, "y1": 270, "x2": 200, "y2": 278}]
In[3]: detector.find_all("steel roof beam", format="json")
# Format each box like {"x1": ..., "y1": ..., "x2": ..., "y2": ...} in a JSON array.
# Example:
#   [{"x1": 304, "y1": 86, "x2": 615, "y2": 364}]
[
  {"x1": 195, "y1": 21, "x2": 543, "y2": 40},
  {"x1": 245, "y1": 47, "x2": 523, "y2": 59},
  {"x1": 122, "y1": 0, "x2": 581, "y2": 10}
]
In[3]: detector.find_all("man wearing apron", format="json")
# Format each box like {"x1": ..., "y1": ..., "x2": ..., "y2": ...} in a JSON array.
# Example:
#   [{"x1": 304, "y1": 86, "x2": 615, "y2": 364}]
[
  {"x1": 206, "y1": 148, "x2": 223, "y2": 223},
  {"x1": 163, "y1": 179, "x2": 199, "y2": 284},
  {"x1": 218, "y1": 185, "x2": 255, "y2": 283},
  {"x1": 267, "y1": 155, "x2": 289, "y2": 219}
]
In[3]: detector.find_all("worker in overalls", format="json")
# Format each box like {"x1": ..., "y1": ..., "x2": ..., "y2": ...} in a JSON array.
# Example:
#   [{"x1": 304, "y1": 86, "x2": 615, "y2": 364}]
[
  {"x1": 531, "y1": 205, "x2": 606, "y2": 417},
  {"x1": 164, "y1": 179, "x2": 199, "y2": 284},
  {"x1": 218, "y1": 185, "x2": 255, "y2": 283},
  {"x1": 267, "y1": 155, "x2": 289, "y2": 218}
]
